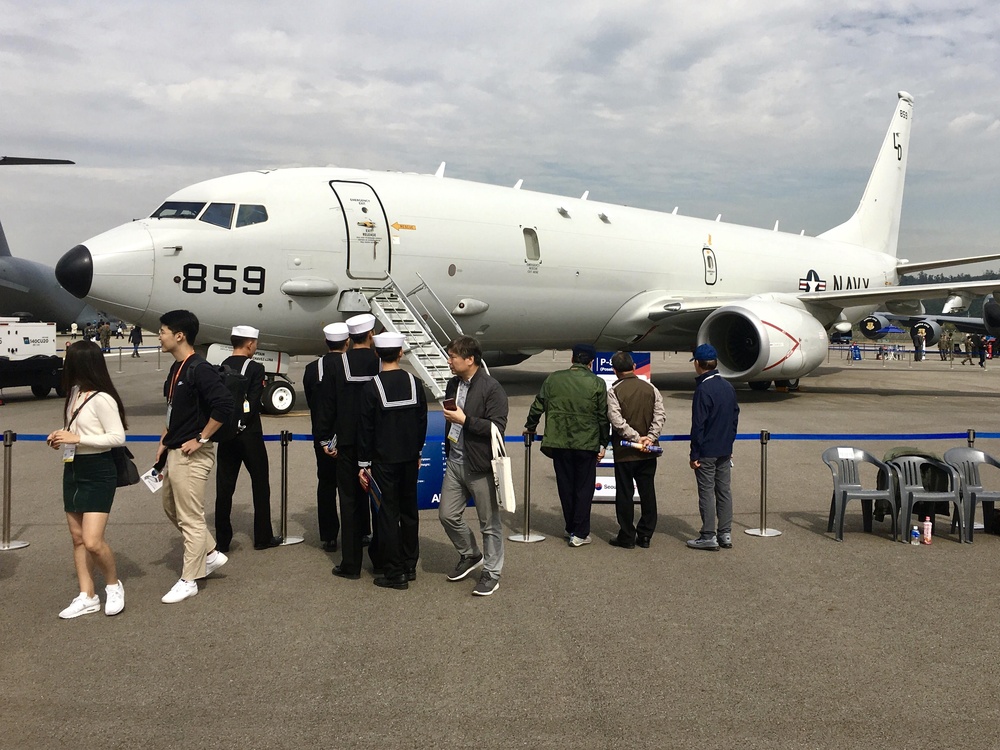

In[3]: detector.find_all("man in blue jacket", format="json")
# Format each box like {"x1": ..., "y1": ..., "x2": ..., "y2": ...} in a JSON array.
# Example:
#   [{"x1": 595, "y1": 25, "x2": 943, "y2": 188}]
[{"x1": 687, "y1": 344, "x2": 740, "y2": 551}]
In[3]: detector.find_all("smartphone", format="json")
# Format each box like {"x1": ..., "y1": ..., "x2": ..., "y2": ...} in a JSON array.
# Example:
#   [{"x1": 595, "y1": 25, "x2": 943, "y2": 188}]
[{"x1": 443, "y1": 398, "x2": 457, "y2": 410}]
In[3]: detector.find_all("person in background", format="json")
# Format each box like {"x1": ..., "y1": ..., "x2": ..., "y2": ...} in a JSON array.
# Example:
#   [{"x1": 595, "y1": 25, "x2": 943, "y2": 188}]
[
  {"x1": 961, "y1": 334, "x2": 973, "y2": 365},
  {"x1": 686, "y1": 344, "x2": 740, "y2": 552},
  {"x1": 46, "y1": 340, "x2": 128, "y2": 618},
  {"x1": 524, "y1": 344, "x2": 610, "y2": 547},
  {"x1": 302, "y1": 322, "x2": 349, "y2": 552},
  {"x1": 128, "y1": 324, "x2": 143, "y2": 358}
]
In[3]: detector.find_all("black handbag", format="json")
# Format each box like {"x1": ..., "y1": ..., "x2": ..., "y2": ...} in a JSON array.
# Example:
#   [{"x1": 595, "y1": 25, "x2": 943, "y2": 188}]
[{"x1": 111, "y1": 446, "x2": 140, "y2": 487}]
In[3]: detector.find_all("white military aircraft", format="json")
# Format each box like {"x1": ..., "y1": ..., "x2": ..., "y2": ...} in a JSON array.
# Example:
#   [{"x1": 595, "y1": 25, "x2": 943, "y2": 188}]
[{"x1": 55, "y1": 92, "x2": 1000, "y2": 400}]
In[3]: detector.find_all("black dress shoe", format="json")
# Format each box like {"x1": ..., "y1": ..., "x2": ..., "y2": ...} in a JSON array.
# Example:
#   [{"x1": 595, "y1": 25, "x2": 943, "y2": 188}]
[
  {"x1": 404, "y1": 568, "x2": 417, "y2": 582},
  {"x1": 608, "y1": 536, "x2": 636, "y2": 549},
  {"x1": 373, "y1": 574, "x2": 409, "y2": 590},
  {"x1": 321, "y1": 540, "x2": 339, "y2": 552},
  {"x1": 636, "y1": 536, "x2": 651, "y2": 548},
  {"x1": 254, "y1": 536, "x2": 283, "y2": 550},
  {"x1": 332, "y1": 566, "x2": 361, "y2": 580},
  {"x1": 361, "y1": 534, "x2": 373, "y2": 547}
]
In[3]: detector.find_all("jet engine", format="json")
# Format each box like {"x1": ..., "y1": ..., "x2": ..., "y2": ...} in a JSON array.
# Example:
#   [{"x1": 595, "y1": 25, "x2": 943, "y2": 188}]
[
  {"x1": 910, "y1": 320, "x2": 941, "y2": 346},
  {"x1": 859, "y1": 314, "x2": 892, "y2": 340},
  {"x1": 698, "y1": 297, "x2": 829, "y2": 382},
  {"x1": 984, "y1": 296, "x2": 1000, "y2": 337}
]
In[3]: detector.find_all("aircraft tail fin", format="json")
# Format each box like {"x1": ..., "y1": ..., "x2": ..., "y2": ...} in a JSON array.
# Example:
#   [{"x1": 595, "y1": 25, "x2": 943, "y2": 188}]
[
  {"x1": 819, "y1": 91, "x2": 914, "y2": 257},
  {"x1": 0, "y1": 219, "x2": 10, "y2": 257}
]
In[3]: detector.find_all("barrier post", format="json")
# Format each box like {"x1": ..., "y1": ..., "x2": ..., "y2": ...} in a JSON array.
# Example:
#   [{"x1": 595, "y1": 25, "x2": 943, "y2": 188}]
[
  {"x1": 745, "y1": 429, "x2": 781, "y2": 538},
  {"x1": 968, "y1": 429, "x2": 976, "y2": 448},
  {"x1": 508, "y1": 432, "x2": 544, "y2": 543},
  {"x1": 1, "y1": 430, "x2": 29, "y2": 551},
  {"x1": 278, "y1": 431, "x2": 304, "y2": 546},
  {"x1": 116, "y1": 347, "x2": 124, "y2": 374},
  {"x1": 156, "y1": 347, "x2": 163, "y2": 372}
]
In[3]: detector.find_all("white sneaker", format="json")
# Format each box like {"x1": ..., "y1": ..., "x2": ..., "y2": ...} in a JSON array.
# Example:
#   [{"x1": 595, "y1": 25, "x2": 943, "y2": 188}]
[
  {"x1": 105, "y1": 581, "x2": 125, "y2": 616},
  {"x1": 161, "y1": 579, "x2": 198, "y2": 604},
  {"x1": 59, "y1": 592, "x2": 101, "y2": 619},
  {"x1": 204, "y1": 550, "x2": 228, "y2": 577},
  {"x1": 568, "y1": 534, "x2": 592, "y2": 547}
]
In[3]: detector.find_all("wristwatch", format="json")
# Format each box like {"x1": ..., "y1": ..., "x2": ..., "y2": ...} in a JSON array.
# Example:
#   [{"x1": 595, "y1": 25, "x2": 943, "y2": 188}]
[{"x1": 197, "y1": 434, "x2": 210, "y2": 444}]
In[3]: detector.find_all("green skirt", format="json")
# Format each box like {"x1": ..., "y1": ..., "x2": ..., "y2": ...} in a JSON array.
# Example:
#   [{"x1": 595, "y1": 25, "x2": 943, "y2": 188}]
[{"x1": 63, "y1": 452, "x2": 117, "y2": 514}]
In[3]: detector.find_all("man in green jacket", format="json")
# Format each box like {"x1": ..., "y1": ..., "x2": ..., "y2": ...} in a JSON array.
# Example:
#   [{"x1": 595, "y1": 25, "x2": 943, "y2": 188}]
[{"x1": 524, "y1": 344, "x2": 610, "y2": 547}]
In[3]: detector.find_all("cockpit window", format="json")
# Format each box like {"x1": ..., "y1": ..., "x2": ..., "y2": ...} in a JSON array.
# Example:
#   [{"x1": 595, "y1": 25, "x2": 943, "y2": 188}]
[
  {"x1": 200, "y1": 203, "x2": 235, "y2": 229},
  {"x1": 151, "y1": 201, "x2": 205, "y2": 219},
  {"x1": 236, "y1": 204, "x2": 268, "y2": 228}
]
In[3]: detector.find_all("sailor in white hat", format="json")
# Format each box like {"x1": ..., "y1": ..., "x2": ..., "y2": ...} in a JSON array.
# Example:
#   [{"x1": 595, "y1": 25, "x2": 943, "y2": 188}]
[
  {"x1": 332, "y1": 313, "x2": 381, "y2": 579},
  {"x1": 357, "y1": 330, "x2": 426, "y2": 589},
  {"x1": 216, "y1": 325, "x2": 283, "y2": 552},
  {"x1": 303, "y1": 322, "x2": 351, "y2": 552}
]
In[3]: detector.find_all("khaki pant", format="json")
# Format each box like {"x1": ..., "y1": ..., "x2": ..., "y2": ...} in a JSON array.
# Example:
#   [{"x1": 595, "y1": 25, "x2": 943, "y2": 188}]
[{"x1": 162, "y1": 446, "x2": 217, "y2": 581}]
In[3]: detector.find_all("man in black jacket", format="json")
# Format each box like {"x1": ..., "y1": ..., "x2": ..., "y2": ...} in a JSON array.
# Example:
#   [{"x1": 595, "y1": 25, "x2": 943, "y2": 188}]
[
  {"x1": 214, "y1": 325, "x2": 281, "y2": 553},
  {"x1": 302, "y1": 322, "x2": 350, "y2": 552},
  {"x1": 155, "y1": 309, "x2": 234, "y2": 603},
  {"x1": 439, "y1": 336, "x2": 509, "y2": 597}
]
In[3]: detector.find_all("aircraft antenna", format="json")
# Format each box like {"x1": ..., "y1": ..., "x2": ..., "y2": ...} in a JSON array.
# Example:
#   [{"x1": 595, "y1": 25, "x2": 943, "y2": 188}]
[
  {"x1": 513, "y1": 179, "x2": 523, "y2": 190},
  {"x1": 434, "y1": 162, "x2": 446, "y2": 178}
]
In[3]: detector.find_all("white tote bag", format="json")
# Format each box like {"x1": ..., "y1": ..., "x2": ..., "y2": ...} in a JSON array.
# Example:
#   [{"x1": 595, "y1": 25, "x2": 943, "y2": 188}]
[{"x1": 490, "y1": 422, "x2": 516, "y2": 513}]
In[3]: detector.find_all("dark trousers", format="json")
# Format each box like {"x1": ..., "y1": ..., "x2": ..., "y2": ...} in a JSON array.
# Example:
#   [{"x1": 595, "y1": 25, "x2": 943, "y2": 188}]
[
  {"x1": 552, "y1": 448, "x2": 598, "y2": 538},
  {"x1": 336, "y1": 445, "x2": 379, "y2": 574},
  {"x1": 613, "y1": 458, "x2": 658, "y2": 541},
  {"x1": 215, "y1": 430, "x2": 274, "y2": 548},
  {"x1": 372, "y1": 461, "x2": 419, "y2": 578},
  {"x1": 313, "y1": 442, "x2": 340, "y2": 543}
]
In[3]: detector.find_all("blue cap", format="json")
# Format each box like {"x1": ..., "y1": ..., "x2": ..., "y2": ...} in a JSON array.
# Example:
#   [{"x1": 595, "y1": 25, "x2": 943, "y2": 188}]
[
  {"x1": 572, "y1": 343, "x2": 597, "y2": 359},
  {"x1": 690, "y1": 343, "x2": 718, "y2": 361}
]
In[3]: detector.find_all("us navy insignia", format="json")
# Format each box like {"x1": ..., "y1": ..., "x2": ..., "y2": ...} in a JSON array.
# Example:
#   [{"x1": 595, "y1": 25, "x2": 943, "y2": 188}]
[{"x1": 798, "y1": 270, "x2": 826, "y2": 292}]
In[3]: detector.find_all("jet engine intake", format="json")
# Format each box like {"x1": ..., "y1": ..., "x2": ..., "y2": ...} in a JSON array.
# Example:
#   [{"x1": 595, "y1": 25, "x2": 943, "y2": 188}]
[
  {"x1": 699, "y1": 298, "x2": 829, "y2": 381},
  {"x1": 910, "y1": 320, "x2": 941, "y2": 346},
  {"x1": 860, "y1": 314, "x2": 891, "y2": 340}
]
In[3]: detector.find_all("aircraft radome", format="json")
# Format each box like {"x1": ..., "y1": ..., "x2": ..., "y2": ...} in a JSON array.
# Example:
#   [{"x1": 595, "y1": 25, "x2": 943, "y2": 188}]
[
  {"x1": 0, "y1": 156, "x2": 101, "y2": 328},
  {"x1": 55, "y1": 92, "x2": 1000, "y2": 397}
]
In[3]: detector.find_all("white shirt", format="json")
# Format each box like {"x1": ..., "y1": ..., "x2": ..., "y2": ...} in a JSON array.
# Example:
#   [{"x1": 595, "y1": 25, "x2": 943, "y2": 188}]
[{"x1": 65, "y1": 390, "x2": 126, "y2": 455}]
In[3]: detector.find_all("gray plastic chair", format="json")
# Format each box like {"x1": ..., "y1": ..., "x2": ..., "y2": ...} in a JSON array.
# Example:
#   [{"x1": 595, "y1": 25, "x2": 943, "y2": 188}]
[
  {"x1": 889, "y1": 455, "x2": 966, "y2": 543},
  {"x1": 822, "y1": 447, "x2": 897, "y2": 542},
  {"x1": 943, "y1": 447, "x2": 1000, "y2": 543}
]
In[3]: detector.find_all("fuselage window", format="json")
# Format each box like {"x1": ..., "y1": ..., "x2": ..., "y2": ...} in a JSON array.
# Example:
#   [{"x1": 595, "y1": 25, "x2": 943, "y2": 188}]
[
  {"x1": 236, "y1": 204, "x2": 268, "y2": 228},
  {"x1": 702, "y1": 246, "x2": 717, "y2": 285},
  {"x1": 151, "y1": 201, "x2": 205, "y2": 219},
  {"x1": 199, "y1": 203, "x2": 235, "y2": 229},
  {"x1": 523, "y1": 227, "x2": 540, "y2": 261}
]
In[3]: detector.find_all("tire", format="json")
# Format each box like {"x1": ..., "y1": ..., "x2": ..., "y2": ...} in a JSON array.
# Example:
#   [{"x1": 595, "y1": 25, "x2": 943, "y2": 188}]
[
  {"x1": 748, "y1": 381, "x2": 771, "y2": 392},
  {"x1": 262, "y1": 380, "x2": 296, "y2": 415},
  {"x1": 775, "y1": 378, "x2": 800, "y2": 391},
  {"x1": 31, "y1": 383, "x2": 52, "y2": 398}
]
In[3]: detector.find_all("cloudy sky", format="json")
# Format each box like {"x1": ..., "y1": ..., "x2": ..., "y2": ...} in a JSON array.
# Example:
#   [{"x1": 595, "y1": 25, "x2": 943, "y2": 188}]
[{"x1": 2, "y1": 1, "x2": 998, "y2": 271}]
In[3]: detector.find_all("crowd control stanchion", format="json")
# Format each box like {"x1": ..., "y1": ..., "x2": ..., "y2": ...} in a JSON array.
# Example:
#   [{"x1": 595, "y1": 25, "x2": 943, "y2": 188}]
[
  {"x1": 156, "y1": 347, "x2": 163, "y2": 372},
  {"x1": 116, "y1": 347, "x2": 124, "y2": 374},
  {"x1": 968, "y1": 429, "x2": 976, "y2": 448},
  {"x1": 1, "y1": 431, "x2": 29, "y2": 551},
  {"x1": 508, "y1": 432, "x2": 544, "y2": 543},
  {"x1": 745, "y1": 430, "x2": 781, "y2": 538},
  {"x1": 278, "y1": 430, "x2": 304, "y2": 547}
]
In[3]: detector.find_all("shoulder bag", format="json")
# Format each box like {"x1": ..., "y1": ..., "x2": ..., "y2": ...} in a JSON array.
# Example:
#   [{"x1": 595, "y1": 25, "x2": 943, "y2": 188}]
[{"x1": 490, "y1": 422, "x2": 516, "y2": 513}]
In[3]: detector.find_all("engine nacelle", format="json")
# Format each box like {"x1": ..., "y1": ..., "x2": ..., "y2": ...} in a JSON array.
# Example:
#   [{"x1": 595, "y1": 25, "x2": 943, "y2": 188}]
[
  {"x1": 910, "y1": 320, "x2": 941, "y2": 346},
  {"x1": 984, "y1": 296, "x2": 1000, "y2": 338},
  {"x1": 698, "y1": 298, "x2": 830, "y2": 381},
  {"x1": 860, "y1": 314, "x2": 891, "y2": 340}
]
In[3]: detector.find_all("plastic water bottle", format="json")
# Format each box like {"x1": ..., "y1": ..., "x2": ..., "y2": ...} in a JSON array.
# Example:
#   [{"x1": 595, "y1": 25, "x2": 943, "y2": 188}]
[
  {"x1": 922, "y1": 516, "x2": 932, "y2": 545},
  {"x1": 910, "y1": 526, "x2": 920, "y2": 545},
  {"x1": 619, "y1": 440, "x2": 663, "y2": 455}
]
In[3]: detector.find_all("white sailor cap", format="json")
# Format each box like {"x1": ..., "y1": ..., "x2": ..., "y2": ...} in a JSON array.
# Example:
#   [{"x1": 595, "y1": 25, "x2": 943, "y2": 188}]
[
  {"x1": 231, "y1": 325, "x2": 259, "y2": 339},
  {"x1": 373, "y1": 332, "x2": 405, "y2": 349},
  {"x1": 346, "y1": 313, "x2": 376, "y2": 335},
  {"x1": 323, "y1": 322, "x2": 349, "y2": 342}
]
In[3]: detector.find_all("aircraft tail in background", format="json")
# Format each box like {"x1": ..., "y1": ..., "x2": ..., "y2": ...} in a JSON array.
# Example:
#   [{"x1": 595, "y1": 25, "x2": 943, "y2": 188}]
[{"x1": 819, "y1": 91, "x2": 914, "y2": 257}]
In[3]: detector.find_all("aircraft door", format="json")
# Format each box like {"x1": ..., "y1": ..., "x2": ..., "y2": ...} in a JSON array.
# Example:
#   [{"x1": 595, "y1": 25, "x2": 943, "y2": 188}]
[
  {"x1": 702, "y1": 246, "x2": 717, "y2": 285},
  {"x1": 329, "y1": 181, "x2": 391, "y2": 280}
]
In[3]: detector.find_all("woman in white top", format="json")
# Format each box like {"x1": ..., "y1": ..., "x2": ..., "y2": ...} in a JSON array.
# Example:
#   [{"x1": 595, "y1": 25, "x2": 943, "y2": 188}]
[{"x1": 46, "y1": 340, "x2": 128, "y2": 618}]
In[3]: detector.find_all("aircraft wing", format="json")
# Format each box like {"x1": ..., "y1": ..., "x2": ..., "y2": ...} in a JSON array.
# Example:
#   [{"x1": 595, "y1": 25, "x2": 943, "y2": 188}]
[
  {"x1": 896, "y1": 253, "x2": 1000, "y2": 275},
  {"x1": 798, "y1": 279, "x2": 1000, "y2": 310}
]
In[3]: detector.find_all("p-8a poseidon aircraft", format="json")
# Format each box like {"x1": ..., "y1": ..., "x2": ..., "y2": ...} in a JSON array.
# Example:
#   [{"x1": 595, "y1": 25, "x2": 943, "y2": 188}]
[{"x1": 55, "y1": 91, "x2": 1000, "y2": 403}]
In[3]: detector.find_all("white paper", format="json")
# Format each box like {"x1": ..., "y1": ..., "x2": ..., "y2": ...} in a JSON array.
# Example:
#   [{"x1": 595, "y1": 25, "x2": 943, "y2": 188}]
[{"x1": 141, "y1": 468, "x2": 164, "y2": 493}]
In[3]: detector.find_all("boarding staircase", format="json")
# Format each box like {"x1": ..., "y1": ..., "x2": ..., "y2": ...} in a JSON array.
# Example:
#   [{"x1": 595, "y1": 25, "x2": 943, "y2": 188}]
[{"x1": 368, "y1": 273, "x2": 464, "y2": 401}]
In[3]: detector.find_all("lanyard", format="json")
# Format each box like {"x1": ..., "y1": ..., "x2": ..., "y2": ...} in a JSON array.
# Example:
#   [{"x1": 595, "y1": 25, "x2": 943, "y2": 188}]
[{"x1": 167, "y1": 353, "x2": 194, "y2": 404}]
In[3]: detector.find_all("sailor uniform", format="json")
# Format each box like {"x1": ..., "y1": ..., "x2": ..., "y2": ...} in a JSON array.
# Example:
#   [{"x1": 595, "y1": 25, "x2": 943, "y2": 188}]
[
  {"x1": 303, "y1": 353, "x2": 342, "y2": 547},
  {"x1": 358, "y1": 369, "x2": 428, "y2": 579}
]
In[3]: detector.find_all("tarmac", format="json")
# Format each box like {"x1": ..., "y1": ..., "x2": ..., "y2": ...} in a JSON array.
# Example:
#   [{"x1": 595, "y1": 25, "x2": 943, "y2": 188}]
[{"x1": 2, "y1": 343, "x2": 999, "y2": 749}]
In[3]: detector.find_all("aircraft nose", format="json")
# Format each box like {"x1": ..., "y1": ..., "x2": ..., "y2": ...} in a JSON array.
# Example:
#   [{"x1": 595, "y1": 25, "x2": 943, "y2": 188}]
[{"x1": 55, "y1": 244, "x2": 94, "y2": 299}]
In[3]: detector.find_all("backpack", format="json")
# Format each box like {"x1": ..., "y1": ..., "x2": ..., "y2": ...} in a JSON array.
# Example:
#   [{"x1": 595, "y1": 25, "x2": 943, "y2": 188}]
[{"x1": 211, "y1": 358, "x2": 254, "y2": 442}]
